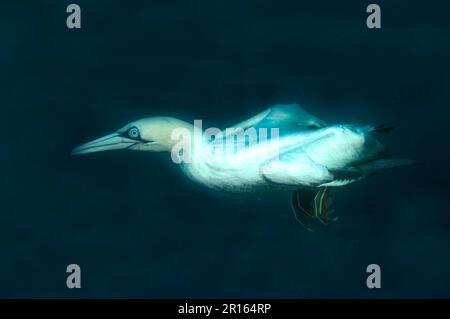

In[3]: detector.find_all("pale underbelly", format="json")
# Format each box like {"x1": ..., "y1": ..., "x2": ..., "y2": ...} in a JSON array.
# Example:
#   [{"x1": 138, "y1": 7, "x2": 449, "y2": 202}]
[{"x1": 180, "y1": 162, "x2": 269, "y2": 192}]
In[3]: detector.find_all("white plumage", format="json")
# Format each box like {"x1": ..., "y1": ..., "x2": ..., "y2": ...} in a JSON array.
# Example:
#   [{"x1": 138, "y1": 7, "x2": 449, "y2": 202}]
[{"x1": 72, "y1": 104, "x2": 412, "y2": 229}]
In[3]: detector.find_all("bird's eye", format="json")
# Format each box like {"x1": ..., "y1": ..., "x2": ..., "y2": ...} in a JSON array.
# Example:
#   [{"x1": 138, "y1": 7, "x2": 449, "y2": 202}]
[{"x1": 128, "y1": 127, "x2": 140, "y2": 139}]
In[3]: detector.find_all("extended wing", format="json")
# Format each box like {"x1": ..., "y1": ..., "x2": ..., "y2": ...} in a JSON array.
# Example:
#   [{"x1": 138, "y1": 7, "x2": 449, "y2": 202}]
[
  {"x1": 213, "y1": 104, "x2": 326, "y2": 145},
  {"x1": 232, "y1": 103, "x2": 325, "y2": 132}
]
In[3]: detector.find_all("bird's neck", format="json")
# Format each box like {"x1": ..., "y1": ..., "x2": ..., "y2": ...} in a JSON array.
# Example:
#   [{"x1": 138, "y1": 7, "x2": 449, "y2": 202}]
[
  {"x1": 157, "y1": 118, "x2": 196, "y2": 153},
  {"x1": 164, "y1": 118, "x2": 216, "y2": 166}
]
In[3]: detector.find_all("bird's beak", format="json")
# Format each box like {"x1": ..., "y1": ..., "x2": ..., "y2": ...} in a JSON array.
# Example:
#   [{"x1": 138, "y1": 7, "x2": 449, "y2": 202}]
[{"x1": 71, "y1": 133, "x2": 136, "y2": 155}]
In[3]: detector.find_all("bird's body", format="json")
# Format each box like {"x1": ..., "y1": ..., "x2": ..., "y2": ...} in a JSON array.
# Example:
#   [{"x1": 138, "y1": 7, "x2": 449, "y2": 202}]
[
  {"x1": 179, "y1": 124, "x2": 381, "y2": 192},
  {"x1": 72, "y1": 104, "x2": 412, "y2": 230}
]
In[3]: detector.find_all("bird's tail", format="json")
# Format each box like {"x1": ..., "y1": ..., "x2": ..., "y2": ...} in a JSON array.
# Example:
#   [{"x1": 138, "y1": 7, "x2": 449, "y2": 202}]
[
  {"x1": 361, "y1": 124, "x2": 396, "y2": 134},
  {"x1": 358, "y1": 158, "x2": 416, "y2": 176},
  {"x1": 324, "y1": 158, "x2": 415, "y2": 187}
]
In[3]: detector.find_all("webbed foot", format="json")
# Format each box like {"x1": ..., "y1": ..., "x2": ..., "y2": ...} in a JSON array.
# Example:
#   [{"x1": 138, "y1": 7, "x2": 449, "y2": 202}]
[
  {"x1": 314, "y1": 187, "x2": 338, "y2": 225},
  {"x1": 291, "y1": 187, "x2": 337, "y2": 231}
]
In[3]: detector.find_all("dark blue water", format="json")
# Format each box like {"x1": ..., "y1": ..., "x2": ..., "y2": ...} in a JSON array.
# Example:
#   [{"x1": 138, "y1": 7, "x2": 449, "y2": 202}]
[{"x1": 1, "y1": 0, "x2": 449, "y2": 297}]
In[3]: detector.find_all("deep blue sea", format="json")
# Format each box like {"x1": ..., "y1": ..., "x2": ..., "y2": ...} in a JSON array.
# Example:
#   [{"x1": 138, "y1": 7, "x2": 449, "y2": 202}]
[{"x1": 1, "y1": 0, "x2": 449, "y2": 297}]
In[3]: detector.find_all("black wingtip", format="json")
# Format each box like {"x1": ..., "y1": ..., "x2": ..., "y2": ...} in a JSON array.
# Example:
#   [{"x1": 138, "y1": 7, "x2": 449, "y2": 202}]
[{"x1": 372, "y1": 124, "x2": 396, "y2": 133}]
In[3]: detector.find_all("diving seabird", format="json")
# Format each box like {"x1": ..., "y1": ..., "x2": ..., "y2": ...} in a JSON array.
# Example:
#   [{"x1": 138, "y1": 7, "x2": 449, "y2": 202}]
[{"x1": 72, "y1": 104, "x2": 412, "y2": 230}]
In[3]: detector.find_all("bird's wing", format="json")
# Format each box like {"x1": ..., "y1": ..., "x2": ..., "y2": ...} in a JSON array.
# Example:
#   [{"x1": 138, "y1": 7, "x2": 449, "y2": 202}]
[
  {"x1": 212, "y1": 104, "x2": 326, "y2": 145},
  {"x1": 253, "y1": 104, "x2": 326, "y2": 131},
  {"x1": 260, "y1": 132, "x2": 335, "y2": 187},
  {"x1": 235, "y1": 104, "x2": 325, "y2": 131}
]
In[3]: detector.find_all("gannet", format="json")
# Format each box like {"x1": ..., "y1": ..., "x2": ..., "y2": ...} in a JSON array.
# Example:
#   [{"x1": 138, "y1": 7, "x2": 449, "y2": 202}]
[{"x1": 72, "y1": 104, "x2": 412, "y2": 230}]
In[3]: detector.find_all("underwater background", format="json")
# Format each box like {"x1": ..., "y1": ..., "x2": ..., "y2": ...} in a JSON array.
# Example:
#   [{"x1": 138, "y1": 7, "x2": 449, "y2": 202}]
[{"x1": 1, "y1": 0, "x2": 449, "y2": 298}]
